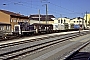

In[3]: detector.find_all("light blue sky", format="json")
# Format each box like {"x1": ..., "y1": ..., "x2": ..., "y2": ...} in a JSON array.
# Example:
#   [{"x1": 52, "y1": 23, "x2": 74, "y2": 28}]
[{"x1": 0, "y1": 0, "x2": 90, "y2": 18}]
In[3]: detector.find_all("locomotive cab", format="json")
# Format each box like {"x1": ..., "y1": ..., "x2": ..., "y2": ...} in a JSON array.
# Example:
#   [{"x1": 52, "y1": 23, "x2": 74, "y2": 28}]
[{"x1": 13, "y1": 25, "x2": 21, "y2": 35}]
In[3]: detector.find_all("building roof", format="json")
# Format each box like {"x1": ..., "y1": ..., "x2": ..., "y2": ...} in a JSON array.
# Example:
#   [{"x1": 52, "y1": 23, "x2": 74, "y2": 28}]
[
  {"x1": 32, "y1": 23, "x2": 53, "y2": 26},
  {"x1": 29, "y1": 14, "x2": 55, "y2": 21},
  {"x1": 0, "y1": 10, "x2": 29, "y2": 19},
  {"x1": 0, "y1": 22, "x2": 11, "y2": 25},
  {"x1": 71, "y1": 17, "x2": 84, "y2": 20}
]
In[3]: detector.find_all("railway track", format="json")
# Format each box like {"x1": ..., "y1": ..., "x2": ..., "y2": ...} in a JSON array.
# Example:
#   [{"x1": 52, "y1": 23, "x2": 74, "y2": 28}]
[
  {"x1": 62, "y1": 32, "x2": 90, "y2": 60},
  {"x1": 64, "y1": 40, "x2": 90, "y2": 60},
  {"x1": 0, "y1": 31, "x2": 89, "y2": 60}
]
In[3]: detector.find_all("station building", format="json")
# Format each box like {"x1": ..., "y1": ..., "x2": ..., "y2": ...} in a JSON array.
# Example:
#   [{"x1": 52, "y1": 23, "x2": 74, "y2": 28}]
[
  {"x1": 29, "y1": 14, "x2": 55, "y2": 24},
  {"x1": 53, "y1": 17, "x2": 71, "y2": 30}
]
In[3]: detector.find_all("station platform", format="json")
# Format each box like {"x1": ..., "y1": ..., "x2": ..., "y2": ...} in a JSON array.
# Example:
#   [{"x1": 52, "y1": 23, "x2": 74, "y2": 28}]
[{"x1": 0, "y1": 30, "x2": 89, "y2": 45}]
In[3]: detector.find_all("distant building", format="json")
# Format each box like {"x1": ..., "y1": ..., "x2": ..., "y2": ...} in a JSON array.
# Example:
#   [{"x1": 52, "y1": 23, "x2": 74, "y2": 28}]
[
  {"x1": 58, "y1": 17, "x2": 70, "y2": 24},
  {"x1": 54, "y1": 17, "x2": 70, "y2": 29},
  {"x1": 29, "y1": 14, "x2": 55, "y2": 24},
  {"x1": 53, "y1": 17, "x2": 86, "y2": 29},
  {"x1": 0, "y1": 10, "x2": 29, "y2": 32},
  {"x1": 70, "y1": 17, "x2": 86, "y2": 29}
]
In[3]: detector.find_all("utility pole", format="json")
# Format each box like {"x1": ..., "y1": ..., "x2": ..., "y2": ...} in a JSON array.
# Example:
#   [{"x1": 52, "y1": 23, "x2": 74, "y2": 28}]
[
  {"x1": 60, "y1": 14, "x2": 62, "y2": 24},
  {"x1": 39, "y1": 9, "x2": 40, "y2": 23},
  {"x1": 86, "y1": 11, "x2": 87, "y2": 27},
  {"x1": 78, "y1": 17, "x2": 80, "y2": 34},
  {"x1": 82, "y1": 13, "x2": 84, "y2": 30},
  {"x1": 43, "y1": 4, "x2": 48, "y2": 32},
  {"x1": 45, "y1": 4, "x2": 48, "y2": 24}
]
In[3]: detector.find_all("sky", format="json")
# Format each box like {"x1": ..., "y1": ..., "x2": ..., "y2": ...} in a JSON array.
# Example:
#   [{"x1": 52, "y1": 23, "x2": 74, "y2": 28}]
[{"x1": 0, "y1": 0, "x2": 90, "y2": 18}]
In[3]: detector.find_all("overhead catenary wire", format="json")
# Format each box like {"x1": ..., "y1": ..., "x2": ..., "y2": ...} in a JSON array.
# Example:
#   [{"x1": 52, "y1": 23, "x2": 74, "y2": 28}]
[
  {"x1": 41, "y1": 0, "x2": 84, "y2": 18},
  {"x1": 2, "y1": 0, "x2": 85, "y2": 18}
]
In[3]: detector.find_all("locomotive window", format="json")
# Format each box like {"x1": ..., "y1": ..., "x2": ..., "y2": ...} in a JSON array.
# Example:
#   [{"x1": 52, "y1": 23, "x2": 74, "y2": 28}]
[{"x1": 15, "y1": 26, "x2": 19, "y2": 31}]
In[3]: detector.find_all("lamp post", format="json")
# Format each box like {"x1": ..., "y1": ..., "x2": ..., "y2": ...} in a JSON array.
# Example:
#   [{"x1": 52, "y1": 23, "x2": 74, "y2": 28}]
[{"x1": 86, "y1": 11, "x2": 87, "y2": 27}]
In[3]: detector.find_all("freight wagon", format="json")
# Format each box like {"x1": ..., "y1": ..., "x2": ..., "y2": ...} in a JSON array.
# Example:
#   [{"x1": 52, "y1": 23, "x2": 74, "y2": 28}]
[
  {"x1": 13, "y1": 22, "x2": 53, "y2": 35},
  {"x1": 32, "y1": 23, "x2": 53, "y2": 33},
  {"x1": 13, "y1": 22, "x2": 80, "y2": 36}
]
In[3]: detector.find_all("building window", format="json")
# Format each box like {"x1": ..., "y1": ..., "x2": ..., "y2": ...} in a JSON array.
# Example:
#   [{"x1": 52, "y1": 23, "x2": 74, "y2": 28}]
[
  {"x1": 58, "y1": 20, "x2": 60, "y2": 23},
  {"x1": 79, "y1": 21, "x2": 81, "y2": 22},
  {"x1": 61, "y1": 19, "x2": 63, "y2": 23},
  {"x1": 0, "y1": 26, "x2": 4, "y2": 30},
  {"x1": 64, "y1": 19, "x2": 66, "y2": 23},
  {"x1": 13, "y1": 20, "x2": 16, "y2": 22},
  {"x1": 77, "y1": 21, "x2": 78, "y2": 23},
  {"x1": 6, "y1": 26, "x2": 10, "y2": 30}
]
